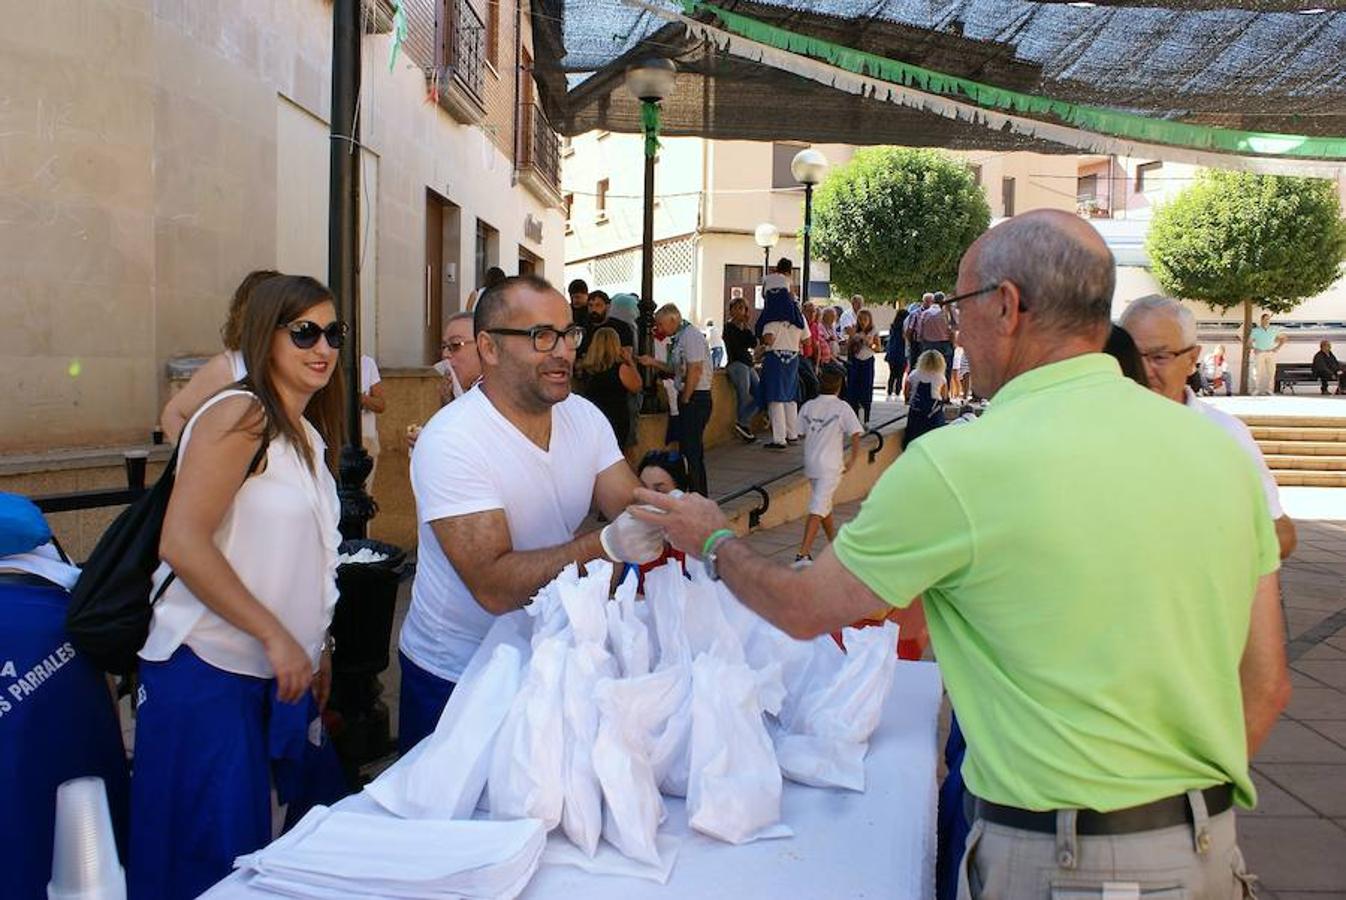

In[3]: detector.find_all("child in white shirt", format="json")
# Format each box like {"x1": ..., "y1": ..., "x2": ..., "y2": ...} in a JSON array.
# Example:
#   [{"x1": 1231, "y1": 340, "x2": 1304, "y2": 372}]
[{"x1": 795, "y1": 367, "x2": 863, "y2": 562}]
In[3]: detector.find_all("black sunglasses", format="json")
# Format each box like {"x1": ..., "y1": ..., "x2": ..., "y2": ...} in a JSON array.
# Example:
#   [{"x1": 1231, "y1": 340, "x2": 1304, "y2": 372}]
[{"x1": 282, "y1": 320, "x2": 348, "y2": 350}]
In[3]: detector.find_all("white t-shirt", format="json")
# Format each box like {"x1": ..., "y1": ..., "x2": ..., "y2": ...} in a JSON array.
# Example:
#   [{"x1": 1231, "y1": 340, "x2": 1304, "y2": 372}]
[
  {"x1": 399, "y1": 386, "x2": 624, "y2": 681},
  {"x1": 762, "y1": 272, "x2": 791, "y2": 294},
  {"x1": 705, "y1": 323, "x2": 724, "y2": 351},
  {"x1": 838, "y1": 308, "x2": 859, "y2": 335},
  {"x1": 360, "y1": 355, "x2": 381, "y2": 442},
  {"x1": 798, "y1": 394, "x2": 863, "y2": 479},
  {"x1": 851, "y1": 326, "x2": 876, "y2": 361},
  {"x1": 763, "y1": 321, "x2": 804, "y2": 355},
  {"x1": 908, "y1": 370, "x2": 946, "y2": 391},
  {"x1": 672, "y1": 324, "x2": 713, "y2": 392},
  {"x1": 953, "y1": 347, "x2": 970, "y2": 375},
  {"x1": 1185, "y1": 388, "x2": 1284, "y2": 519}
]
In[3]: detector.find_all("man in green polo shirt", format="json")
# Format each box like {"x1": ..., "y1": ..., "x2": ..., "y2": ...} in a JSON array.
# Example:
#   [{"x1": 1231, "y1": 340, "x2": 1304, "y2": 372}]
[
  {"x1": 633, "y1": 210, "x2": 1290, "y2": 898},
  {"x1": 1248, "y1": 313, "x2": 1287, "y2": 396}
]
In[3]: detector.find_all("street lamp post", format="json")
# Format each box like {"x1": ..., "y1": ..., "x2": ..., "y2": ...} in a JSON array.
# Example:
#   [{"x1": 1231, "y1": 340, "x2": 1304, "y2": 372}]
[
  {"x1": 625, "y1": 57, "x2": 676, "y2": 411},
  {"x1": 754, "y1": 222, "x2": 780, "y2": 274},
  {"x1": 329, "y1": 0, "x2": 374, "y2": 539},
  {"x1": 791, "y1": 149, "x2": 828, "y2": 305}
]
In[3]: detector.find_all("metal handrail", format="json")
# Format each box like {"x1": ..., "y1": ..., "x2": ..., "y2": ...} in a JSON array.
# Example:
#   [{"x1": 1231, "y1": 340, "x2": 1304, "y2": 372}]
[
  {"x1": 713, "y1": 410, "x2": 907, "y2": 529},
  {"x1": 31, "y1": 452, "x2": 151, "y2": 514}
]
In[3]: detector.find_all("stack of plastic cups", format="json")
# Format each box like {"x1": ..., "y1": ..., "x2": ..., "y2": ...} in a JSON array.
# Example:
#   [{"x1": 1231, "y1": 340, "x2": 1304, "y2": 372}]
[{"x1": 47, "y1": 777, "x2": 126, "y2": 900}]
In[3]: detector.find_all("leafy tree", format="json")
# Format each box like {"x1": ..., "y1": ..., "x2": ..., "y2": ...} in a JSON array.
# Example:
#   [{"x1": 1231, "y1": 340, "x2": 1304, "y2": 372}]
[
  {"x1": 810, "y1": 147, "x2": 990, "y2": 302},
  {"x1": 1146, "y1": 170, "x2": 1346, "y2": 393}
]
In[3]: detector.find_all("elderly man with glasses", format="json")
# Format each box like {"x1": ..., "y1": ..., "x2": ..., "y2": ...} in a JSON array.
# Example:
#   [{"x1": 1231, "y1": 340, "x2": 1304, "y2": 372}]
[
  {"x1": 635, "y1": 210, "x2": 1289, "y2": 898},
  {"x1": 1121, "y1": 295, "x2": 1297, "y2": 560},
  {"x1": 396, "y1": 275, "x2": 666, "y2": 754}
]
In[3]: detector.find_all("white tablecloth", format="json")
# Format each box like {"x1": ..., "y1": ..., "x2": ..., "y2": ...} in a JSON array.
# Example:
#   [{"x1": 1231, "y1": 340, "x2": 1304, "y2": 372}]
[{"x1": 205, "y1": 660, "x2": 943, "y2": 900}]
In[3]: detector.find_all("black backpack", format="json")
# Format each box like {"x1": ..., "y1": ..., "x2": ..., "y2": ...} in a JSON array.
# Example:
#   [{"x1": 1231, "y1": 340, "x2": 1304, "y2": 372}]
[{"x1": 66, "y1": 441, "x2": 267, "y2": 675}]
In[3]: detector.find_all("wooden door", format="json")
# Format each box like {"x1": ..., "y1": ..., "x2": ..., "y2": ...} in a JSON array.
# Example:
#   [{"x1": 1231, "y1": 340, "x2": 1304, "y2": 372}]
[{"x1": 425, "y1": 191, "x2": 445, "y2": 365}]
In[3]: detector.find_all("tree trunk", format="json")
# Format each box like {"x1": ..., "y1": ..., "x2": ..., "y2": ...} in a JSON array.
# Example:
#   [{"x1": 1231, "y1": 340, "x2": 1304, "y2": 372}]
[{"x1": 1238, "y1": 299, "x2": 1253, "y2": 396}]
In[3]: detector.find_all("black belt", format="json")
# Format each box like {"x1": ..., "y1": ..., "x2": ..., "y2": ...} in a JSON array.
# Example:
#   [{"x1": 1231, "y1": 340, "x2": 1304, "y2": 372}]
[{"x1": 974, "y1": 784, "x2": 1233, "y2": 836}]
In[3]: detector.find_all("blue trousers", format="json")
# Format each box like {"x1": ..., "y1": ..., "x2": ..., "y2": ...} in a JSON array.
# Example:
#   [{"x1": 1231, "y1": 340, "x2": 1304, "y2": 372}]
[
  {"x1": 397, "y1": 650, "x2": 457, "y2": 756},
  {"x1": 130, "y1": 647, "x2": 346, "y2": 900},
  {"x1": 847, "y1": 356, "x2": 876, "y2": 422},
  {"x1": 677, "y1": 390, "x2": 713, "y2": 496},
  {"x1": 726, "y1": 361, "x2": 760, "y2": 427},
  {"x1": 936, "y1": 714, "x2": 970, "y2": 900}
]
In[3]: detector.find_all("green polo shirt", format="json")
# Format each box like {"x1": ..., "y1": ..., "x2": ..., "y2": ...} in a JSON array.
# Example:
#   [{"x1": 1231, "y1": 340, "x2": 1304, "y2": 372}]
[
  {"x1": 1250, "y1": 325, "x2": 1282, "y2": 352},
  {"x1": 833, "y1": 353, "x2": 1278, "y2": 812}
]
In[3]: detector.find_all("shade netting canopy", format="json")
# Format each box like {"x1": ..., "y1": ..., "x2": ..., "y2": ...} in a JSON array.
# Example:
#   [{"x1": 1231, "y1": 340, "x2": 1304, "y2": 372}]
[{"x1": 530, "y1": 0, "x2": 1346, "y2": 174}]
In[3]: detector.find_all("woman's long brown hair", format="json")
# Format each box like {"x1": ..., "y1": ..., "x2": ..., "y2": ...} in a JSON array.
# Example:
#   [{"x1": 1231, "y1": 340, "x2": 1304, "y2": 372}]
[
  {"x1": 235, "y1": 275, "x2": 345, "y2": 472},
  {"x1": 221, "y1": 269, "x2": 282, "y2": 351}
]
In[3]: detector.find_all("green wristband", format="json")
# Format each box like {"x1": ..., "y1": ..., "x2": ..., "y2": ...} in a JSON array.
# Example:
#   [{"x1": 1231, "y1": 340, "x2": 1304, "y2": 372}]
[{"x1": 702, "y1": 528, "x2": 736, "y2": 559}]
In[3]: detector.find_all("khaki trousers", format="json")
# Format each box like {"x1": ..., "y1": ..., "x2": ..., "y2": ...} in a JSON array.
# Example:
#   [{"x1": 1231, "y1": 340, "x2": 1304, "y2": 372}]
[
  {"x1": 1252, "y1": 351, "x2": 1277, "y2": 396},
  {"x1": 958, "y1": 795, "x2": 1257, "y2": 900}
]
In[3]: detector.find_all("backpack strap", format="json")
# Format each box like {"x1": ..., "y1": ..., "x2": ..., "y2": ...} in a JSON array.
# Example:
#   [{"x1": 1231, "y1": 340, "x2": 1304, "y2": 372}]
[{"x1": 153, "y1": 396, "x2": 269, "y2": 607}]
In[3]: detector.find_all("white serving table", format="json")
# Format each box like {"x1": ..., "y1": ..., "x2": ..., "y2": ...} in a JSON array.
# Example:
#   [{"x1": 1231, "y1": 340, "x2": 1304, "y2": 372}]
[{"x1": 205, "y1": 660, "x2": 943, "y2": 900}]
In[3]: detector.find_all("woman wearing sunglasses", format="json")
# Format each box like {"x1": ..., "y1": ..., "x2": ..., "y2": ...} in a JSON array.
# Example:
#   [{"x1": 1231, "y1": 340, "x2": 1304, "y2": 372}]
[{"x1": 130, "y1": 275, "x2": 348, "y2": 899}]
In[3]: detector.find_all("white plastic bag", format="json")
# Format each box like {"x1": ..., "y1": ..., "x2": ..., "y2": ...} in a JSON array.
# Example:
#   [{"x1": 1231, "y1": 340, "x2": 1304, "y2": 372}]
[
  {"x1": 488, "y1": 635, "x2": 568, "y2": 828},
  {"x1": 643, "y1": 561, "x2": 691, "y2": 669},
  {"x1": 592, "y1": 670, "x2": 683, "y2": 866},
  {"x1": 686, "y1": 655, "x2": 787, "y2": 844},
  {"x1": 641, "y1": 561, "x2": 696, "y2": 795},
  {"x1": 775, "y1": 622, "x2": 899, "y2": 791},
  {"x1": 606, "y1": 572, "x2": 651, "y2": 678},
  {"x1": 556, "y1": 563, "x2": 617, "y2": 856},
  {"x1": 366, "y1": 643, "x2": 523, "y2": 819},
  {"x1": 682, "y1": 565, "x2": 745, "y2": 664}
]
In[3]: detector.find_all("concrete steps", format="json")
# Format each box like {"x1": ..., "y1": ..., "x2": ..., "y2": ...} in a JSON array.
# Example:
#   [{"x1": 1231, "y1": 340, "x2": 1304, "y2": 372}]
[
  {"x1": 1268, "y1": 469, "x2": 1346, "y2": 488},
  {"x1": 1238, "y1": 413, "x2": 1346, "y2": 489},
  {"x1": 1264, "y1": 455, "x2": 1346, "y2": 471}
]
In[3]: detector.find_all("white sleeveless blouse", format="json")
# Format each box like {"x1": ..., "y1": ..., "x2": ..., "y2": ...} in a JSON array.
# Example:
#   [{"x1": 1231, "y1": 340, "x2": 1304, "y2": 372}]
[
  {"x1": 140, "y1": 390, "x2": 341, "y2": 678},
  {"x1": 225, "y1": 349, "x2": 247, "y2": 381}
]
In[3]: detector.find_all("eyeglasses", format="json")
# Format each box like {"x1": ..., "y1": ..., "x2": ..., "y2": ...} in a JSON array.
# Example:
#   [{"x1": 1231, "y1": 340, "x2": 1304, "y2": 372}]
[
  {"x1": 484, "y1": 324, "x2": 585, "y2": 353},
  {"x1": 939, "y1": 283, "x2": 1030, "y2": 313},
  {"x1": 1140, "y1": 345, "x2": 1198, "y2": 365},
  {"x1": 281, "y1": 320, "x2": 348, "y2": 350},
  {"x1": 440, "y1": 337, "x2": 471, "y2": 354}
]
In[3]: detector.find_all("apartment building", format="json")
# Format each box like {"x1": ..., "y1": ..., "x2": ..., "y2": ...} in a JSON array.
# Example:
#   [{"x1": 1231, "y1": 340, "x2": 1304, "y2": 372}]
[{"x1": 1, "y1": 0, "x2": 564, "y2": 456}]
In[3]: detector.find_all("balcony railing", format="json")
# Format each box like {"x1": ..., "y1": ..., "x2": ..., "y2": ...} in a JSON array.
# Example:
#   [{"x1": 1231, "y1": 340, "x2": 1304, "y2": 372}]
[
  {"x1": 518, "y1": 102, "x2": 561, "y2": 194},
  {"x1": 447, "y1": 0, "x2": 486, "y2": 103}
]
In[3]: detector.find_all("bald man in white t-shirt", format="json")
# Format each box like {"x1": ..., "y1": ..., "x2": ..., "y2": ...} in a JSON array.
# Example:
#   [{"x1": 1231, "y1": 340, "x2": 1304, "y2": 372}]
[{"x1": 398, "y1": 276, "x2": 665, "y2": 753}]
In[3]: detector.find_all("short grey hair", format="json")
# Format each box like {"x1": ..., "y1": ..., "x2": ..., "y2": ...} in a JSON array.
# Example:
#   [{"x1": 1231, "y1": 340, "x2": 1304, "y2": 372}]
[
  {"x1": 655, "y1": 302, "x2": 682, "y2": 322},
  {"x1": 973, "y1": 216, "x2": 1115, "y2": 335},
  {"x1": 921, "y1": 292, "x2": 935, "y2": 303},
  {"x1": 1119, "y1": 294, "x2": 1197, "y2": 346}
]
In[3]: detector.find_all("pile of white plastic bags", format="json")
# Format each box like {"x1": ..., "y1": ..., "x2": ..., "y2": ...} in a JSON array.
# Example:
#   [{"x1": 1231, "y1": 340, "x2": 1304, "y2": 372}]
[
  {"x1": 233, "y1": 808, "x2": 547, "y2": 899},
  {"x1": 366, "y1": 557, "x2": 900, "y2": 888}
]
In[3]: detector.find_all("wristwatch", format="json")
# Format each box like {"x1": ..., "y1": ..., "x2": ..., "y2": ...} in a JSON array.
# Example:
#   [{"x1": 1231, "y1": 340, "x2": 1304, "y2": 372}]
[{"x1": 704, "y1": 533, "x2": 736, "y2": 582}]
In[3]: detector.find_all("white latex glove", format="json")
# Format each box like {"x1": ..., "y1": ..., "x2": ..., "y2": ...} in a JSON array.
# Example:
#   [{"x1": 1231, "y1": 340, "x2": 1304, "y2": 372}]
[{"x1": 600, "y1": 509, "x2": 666, "y2": 564}]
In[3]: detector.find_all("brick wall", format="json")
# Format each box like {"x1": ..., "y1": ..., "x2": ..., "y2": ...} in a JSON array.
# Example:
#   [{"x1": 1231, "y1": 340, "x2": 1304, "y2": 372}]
[{"x1": 402, "y1": 0, "x2": 521, "y2": 164}]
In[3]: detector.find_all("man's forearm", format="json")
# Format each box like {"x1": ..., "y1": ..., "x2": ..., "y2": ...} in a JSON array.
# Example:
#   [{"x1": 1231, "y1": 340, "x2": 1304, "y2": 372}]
[
  {"x1": 473, "y1": 531, "x2": 606, "y2": 615},
  {"x1": 715, "y1": 539, "x2": 829, "y2": 639}
]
